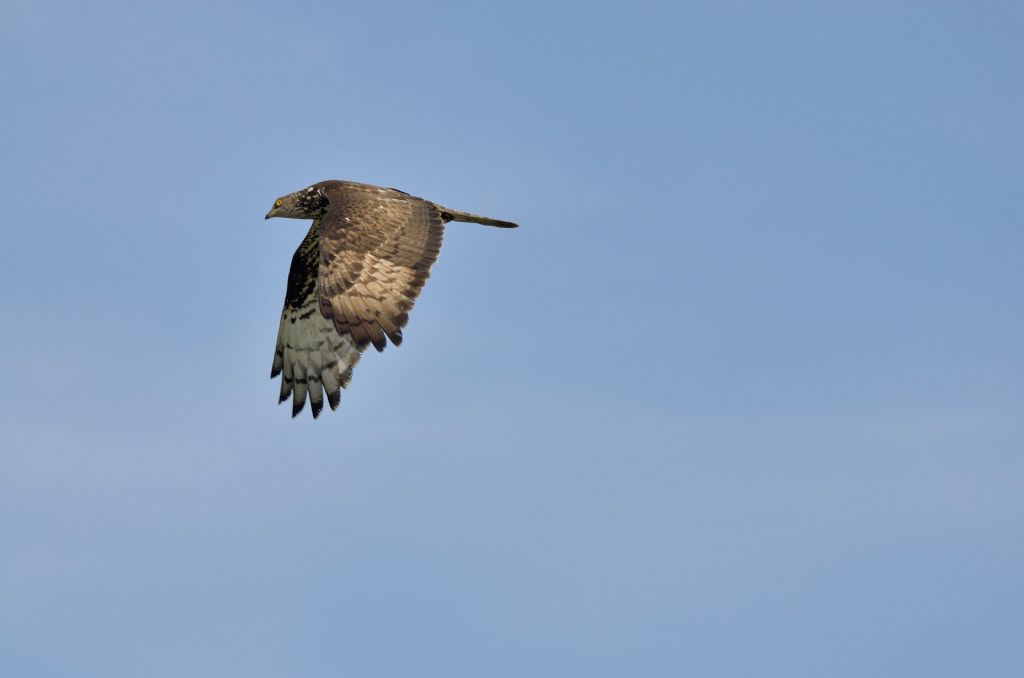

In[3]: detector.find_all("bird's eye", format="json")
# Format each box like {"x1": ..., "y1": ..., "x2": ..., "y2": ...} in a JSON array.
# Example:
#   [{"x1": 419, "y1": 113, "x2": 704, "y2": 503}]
[{"x1": 275, "y1": 199, "x2": 283, "y2": 207}]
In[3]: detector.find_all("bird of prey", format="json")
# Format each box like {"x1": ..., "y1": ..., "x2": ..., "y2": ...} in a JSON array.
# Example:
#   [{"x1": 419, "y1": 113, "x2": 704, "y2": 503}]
[{"x1": 264, "y1": 180, "x2": 518, "y2": 418}]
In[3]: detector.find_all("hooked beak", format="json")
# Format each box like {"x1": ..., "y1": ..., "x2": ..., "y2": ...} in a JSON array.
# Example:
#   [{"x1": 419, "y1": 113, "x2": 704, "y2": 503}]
[{"x1": 265, "y1": 211, "x2": 273, "y2": 220}]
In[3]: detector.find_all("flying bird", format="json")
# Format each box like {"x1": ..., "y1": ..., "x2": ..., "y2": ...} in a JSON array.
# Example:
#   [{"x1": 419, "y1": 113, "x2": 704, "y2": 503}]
[{"x1": 265, "y1": 180, "x2": 518, "y2": 418}]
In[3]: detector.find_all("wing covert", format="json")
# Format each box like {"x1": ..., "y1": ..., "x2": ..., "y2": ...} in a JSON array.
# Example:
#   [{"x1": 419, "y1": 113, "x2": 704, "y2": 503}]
[{"x1": 316, "y1": 185, "x2": 446, "y2": 353}]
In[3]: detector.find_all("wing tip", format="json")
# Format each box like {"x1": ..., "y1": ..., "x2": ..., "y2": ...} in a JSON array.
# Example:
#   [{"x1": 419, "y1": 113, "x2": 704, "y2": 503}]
[{"x1": 291, "y1": 392, "x2": 306, "y2": 418}]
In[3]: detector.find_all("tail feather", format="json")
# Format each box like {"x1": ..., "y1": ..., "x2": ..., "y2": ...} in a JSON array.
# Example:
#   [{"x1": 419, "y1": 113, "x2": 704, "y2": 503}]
[{"x1": 437, "y1": 205, "x2": 518, "y2": 229}]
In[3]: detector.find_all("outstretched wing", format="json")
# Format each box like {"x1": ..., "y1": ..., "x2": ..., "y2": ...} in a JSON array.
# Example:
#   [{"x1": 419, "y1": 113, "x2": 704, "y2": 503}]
[
  {"x1": 272, "y1": 221, "x2": 362, "y2": 418},
  {"x1": 316, "y1": 184, "x2": 446, "y2": 353}
]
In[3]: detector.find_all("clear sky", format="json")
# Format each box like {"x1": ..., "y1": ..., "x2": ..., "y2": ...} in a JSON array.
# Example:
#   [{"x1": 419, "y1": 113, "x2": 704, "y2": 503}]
[{"x1": 2, "y1": 2, "x2": 1022, "y2": 676}]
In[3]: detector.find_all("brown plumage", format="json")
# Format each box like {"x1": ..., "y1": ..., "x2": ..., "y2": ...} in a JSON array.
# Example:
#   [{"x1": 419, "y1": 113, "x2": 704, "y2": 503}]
[{"x1": 265, "y1": 180, "x2": 518, "y2": 418}]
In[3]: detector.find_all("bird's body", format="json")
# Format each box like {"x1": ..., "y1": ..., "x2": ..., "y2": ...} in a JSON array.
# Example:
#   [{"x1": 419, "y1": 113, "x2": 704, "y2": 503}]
[{"x1": 265, "y1": 180, "x2": 517, "y2": 418}]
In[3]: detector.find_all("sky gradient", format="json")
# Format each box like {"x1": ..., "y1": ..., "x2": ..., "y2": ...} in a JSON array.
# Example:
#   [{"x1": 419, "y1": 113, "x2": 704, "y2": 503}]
[{"x1": 1, "y1": 2, "x2": 1022, "y2": 676}]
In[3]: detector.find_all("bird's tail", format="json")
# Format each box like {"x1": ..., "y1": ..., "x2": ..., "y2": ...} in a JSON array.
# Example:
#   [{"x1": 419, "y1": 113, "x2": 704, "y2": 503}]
[{"x1": 437, "y1": 205, "x2": 519, "y2": 229}]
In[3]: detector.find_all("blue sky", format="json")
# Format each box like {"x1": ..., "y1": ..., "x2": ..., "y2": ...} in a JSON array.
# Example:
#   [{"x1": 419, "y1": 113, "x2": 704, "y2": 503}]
[{"x1": 1, "y1": 2, "x2": 1022, "y2": 676}]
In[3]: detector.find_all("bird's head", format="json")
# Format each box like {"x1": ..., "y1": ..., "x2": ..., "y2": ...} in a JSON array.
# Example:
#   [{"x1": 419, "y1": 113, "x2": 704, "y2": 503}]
[{"x1": 265, "y1": 185, "x2": 330, "y2": 220}]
